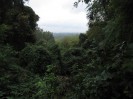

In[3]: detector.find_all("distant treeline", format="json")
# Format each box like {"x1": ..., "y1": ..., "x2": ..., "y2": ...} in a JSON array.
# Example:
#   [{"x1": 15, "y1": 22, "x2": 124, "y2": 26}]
[{"x1": 53, "y1": 33, "x2": 80, "y2": 40}]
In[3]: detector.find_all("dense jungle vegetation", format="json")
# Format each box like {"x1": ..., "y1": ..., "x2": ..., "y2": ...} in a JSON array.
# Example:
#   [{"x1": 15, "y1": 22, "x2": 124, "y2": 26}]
[{"x1": 0, "y1": 0, "x2": 133, "y2": 98}]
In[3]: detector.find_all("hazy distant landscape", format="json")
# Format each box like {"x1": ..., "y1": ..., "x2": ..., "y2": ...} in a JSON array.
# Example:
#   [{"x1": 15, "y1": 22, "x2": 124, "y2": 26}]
[
  {"x1": 53, "y1": 33, "x2": 80, "y2": 52},
  {"x1": 53, "y1": 32, "x2": 80, "y2": 40}
]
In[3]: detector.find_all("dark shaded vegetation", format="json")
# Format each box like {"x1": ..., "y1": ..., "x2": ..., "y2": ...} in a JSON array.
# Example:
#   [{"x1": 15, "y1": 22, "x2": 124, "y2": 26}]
[{"x1": 0, "y1": 0, "x2": 133, "y2": 98}]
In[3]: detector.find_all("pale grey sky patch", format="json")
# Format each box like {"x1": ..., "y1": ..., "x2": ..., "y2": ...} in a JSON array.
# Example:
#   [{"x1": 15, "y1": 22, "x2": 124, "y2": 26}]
[{"x1": 27, "y1": 0, "x2": 88, "y2": 33}]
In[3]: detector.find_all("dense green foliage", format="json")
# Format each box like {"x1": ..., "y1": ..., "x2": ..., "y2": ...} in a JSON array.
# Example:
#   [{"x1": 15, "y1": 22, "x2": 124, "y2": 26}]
[
  {"x1": 0, "y1": 0, "x2": 133, "y2": 99},
  {"x1": 0, "y1": 0, "x2": 39, "y2": 50}
]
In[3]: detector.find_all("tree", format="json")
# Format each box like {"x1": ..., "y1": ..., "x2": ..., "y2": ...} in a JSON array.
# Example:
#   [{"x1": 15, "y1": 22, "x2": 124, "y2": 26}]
[
  {"x1": 76, "y1": 0, "x2": 133, "y2": 44},
  {"x1": 35, "y1": 27, "x2": 55, "y2": 43},
  {"x1": 0, "y1": 0, "x2": 39, "y2": 50},
  {"x1": 20, "y1": 44, "x2": 52, "y2": 76}
]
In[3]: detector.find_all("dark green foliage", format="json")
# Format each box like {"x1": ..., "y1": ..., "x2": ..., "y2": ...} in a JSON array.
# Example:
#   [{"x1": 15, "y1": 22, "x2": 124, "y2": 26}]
[
  {"x1": 0, "y1": 45, "x2": 33, "y2": 98},
  {"x1": 0, "y1": 24, "x2": 10, "y2": 44},
  {"x1": 66, "y1": 1, "x2": 133, "y2": 98},
  {"x1": 0, "y1": 0, "x2": 39, "y2": 50},
  {"x1": 79, "y1": 33, "x2": 87, "y2": 45},
  {"x1": 20, "y1": 44, "x2": 52, "y2": 76},
  {"x1": 62, "y1": 42, "x2": 133, "y2": 99},
  {"x1": 35, "y1": 29, "x2": 63, "y2": 75},
  {"x1": 5, "y1": 6, "x2": 38, "y2": 50},
  {"x1": 35, "y1": 28, "x2": 55, "y2": 43},
  {"x1": 62, "y1": 47, "x2": 86, "y2": 75}
]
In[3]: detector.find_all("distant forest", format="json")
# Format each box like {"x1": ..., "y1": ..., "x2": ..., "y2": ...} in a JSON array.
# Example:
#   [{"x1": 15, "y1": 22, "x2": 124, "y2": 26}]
[
  {"x1": 53, "y1": 33, "x2": 79, "y2": 40},
  {"x1": 0, "y1": 0, "x2": 133, "y2": 99}
]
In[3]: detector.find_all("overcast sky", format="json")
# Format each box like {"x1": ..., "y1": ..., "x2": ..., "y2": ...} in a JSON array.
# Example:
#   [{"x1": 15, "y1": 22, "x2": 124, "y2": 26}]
[{"x1": 27, "y1": 0, "x2": 88, "y2": 33}]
